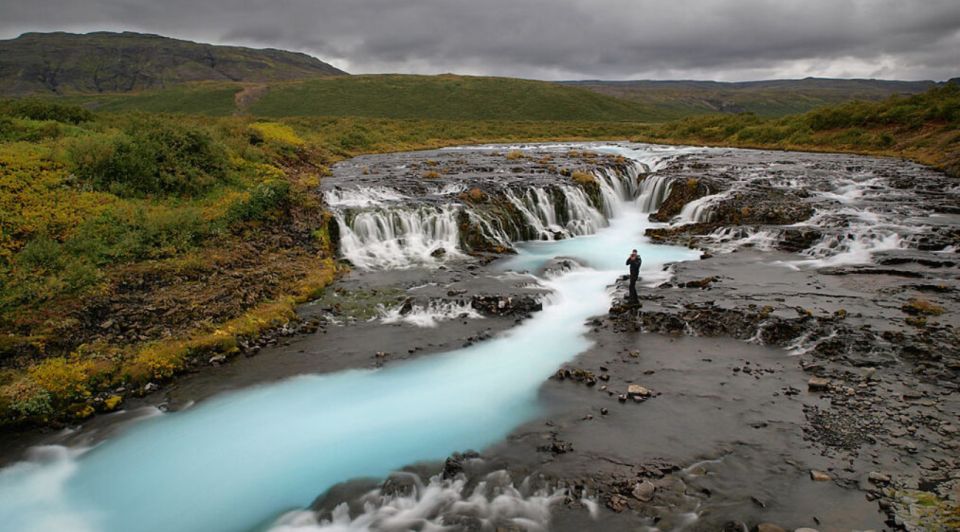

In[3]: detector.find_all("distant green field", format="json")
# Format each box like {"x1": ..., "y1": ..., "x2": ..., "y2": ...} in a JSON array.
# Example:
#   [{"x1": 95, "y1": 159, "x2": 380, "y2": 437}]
[
  {"x1": 566, "y1": 78, "x2": 936, "y2": 118},
  {"x1": 246, "y1": 75, "x2": 661, "y2": 121},
  {"x1": 634, "y1": 83, "x2": 960, "y2": 176},
  {"x1": 61, "y1": 84, "x2": 242, "y2": 116},
  {"x1": 35, "y1": 74, "x2": 943, "y2": 124}
]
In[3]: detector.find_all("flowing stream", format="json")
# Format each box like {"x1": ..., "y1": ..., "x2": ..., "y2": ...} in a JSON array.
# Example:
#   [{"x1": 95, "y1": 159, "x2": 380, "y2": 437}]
[{"x1": 0, "y1": 145, "x2": 701, "y2": 532}]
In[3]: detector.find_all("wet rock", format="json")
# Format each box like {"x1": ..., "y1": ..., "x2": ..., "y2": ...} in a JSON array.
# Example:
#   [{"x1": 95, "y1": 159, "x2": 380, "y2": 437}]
[
  {"x1": 471, "y1": 295, "x2": 542, "y2": 316},
  {"x1": 809, "y1": 470, "x2": 831, "y2": 481},
  {"x1": 683, "y1": 276, "x2": 718, "y2": 289},
  {"x1": 868, "y1": 471, "x2": 891, "y2": 484},
  {"x1": 721, "y1": 521, "x2": 748, "y2": 532},
  {"x1": 605, "y1": 494, "x2": 629, "y2": 513},
  {"x1": 627, "y1": 384, "x2": 652, "y2": 398},
  {"x1": 631, "y1": 480, "x2": 656, "y2": 502},
  {"x1": 807, "y1": 377, "x2": 830, "y2": 392},
  {"x1": 442, "y1": 454, "x2": 464, "y2": 479},
  {"x1": 537, "y1": 437, "x2": 573, "y2": 455},
  {"x1": 777, "y1": 228, "x2": 822, "y2": 253},
  {"x1": 650, "y1": 177, "x2": 717, "y2": 222},
  {"x1": 754, "y1": 524, "x2": 787, "y2": 532}
]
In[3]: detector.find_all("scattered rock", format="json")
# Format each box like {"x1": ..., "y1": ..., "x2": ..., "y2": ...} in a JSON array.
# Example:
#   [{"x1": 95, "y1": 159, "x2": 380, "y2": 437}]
[
  {"x1": 755, "y1": 524, "x2": 787, "y2": 532},
  {"x1": 810, "y1": 470, "x2": 831, "y2": 481},
  {"x1": 631, "y1": 480, "x2": 656, "y2": 502},
  {"x1": 627, "y1": 384, "x2": 652, "y2": 398},
  {"x1": 606, "y1": 494, "x2": 629, "y2": 513},
  {"x1": 807, "y1": 377, "x2": 830, "y2": 392}
]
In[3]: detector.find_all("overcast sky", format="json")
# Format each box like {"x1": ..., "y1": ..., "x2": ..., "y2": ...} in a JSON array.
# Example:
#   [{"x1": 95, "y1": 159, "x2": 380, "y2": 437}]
[{"x1": 1, "y1": 0, "x2": 958, "y2": 81}]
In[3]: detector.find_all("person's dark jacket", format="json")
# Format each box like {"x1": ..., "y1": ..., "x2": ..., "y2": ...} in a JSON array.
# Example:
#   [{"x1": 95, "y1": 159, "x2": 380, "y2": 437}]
[{"x1": 626, "y1": 255, "x2": 642, "y2": 278}]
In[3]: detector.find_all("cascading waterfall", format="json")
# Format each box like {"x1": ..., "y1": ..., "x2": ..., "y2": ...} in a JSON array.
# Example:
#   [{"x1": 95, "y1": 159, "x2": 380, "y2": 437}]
[
  {"x1": 502, "y1": 186, "x2": 608, "y2": 241},
  {"x1": 677, "y1": 191, "x2": 731, "y2": 223},
  {"x1": 335, "y1": 206, "x2": 463, "y2": 270},
  {"x1": 327, "y1": 158, "x2": 664, "y2": 269},
  {"x1": 635, "y1": 172, "x2": 674, "y2": 213},
  {"x1": 560, "y1": 185, "x2": 607, "y2": 236}
]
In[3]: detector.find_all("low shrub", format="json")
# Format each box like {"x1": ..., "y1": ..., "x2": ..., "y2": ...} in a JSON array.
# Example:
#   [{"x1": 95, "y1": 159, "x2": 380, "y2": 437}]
[
  {"x1": 226, "y1": 179, "x2": 291, "y2": 223},
  {"x1": 66, "y1": 118, "x2": 230, "y2": 197},
  {"x1": 0, "y1": 99, "x2": 94, "y2": 124}
]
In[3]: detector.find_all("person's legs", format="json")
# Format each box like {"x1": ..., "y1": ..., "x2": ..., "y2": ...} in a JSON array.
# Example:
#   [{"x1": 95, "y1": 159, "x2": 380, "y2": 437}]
[{"x1": 628, "y1": 275, "x2": 638, "y2": 302}]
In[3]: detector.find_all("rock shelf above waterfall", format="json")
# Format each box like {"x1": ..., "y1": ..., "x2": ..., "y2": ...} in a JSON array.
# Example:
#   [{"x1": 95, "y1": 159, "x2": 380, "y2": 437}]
[{"x1": 322, "y1": 144, "x2": 686, "y2": 269}]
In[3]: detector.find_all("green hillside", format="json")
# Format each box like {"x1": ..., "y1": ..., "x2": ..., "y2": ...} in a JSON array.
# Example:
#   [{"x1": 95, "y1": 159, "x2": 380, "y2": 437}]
[
  {"x1": 57, "y1": 74, "x2": 665, "y2": 121},
  {"x1": 247, "y1": 74, "x2": 660, "y2": 121},
  {"x1": 635, "y1": 83, "x2": 960, "y2": 176},
  {"x1": 0, "y1": 31, "x2": 345, "y2": 96},
  {"x1": 566, "y1": 78, "x2": 936, "y2": 118},
  {"x1": 62, "y1": 83, "x2": 244, "y2": 116},
  {"x1": 52, "y1": 74, "x2": 941, "y2": 123}
]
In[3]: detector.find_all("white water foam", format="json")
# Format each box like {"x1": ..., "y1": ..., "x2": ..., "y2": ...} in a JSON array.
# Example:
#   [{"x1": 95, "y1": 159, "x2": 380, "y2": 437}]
[
  {"x1": 269, "y1": 471, "x2": 566, "y2": 532},
  {"x1": 325, "y1": 187, "x2": 407, "y2": 208},
  {"x1": 704, "y1": 227, "x2": 778, "y2": 253},
  {"x1": 335, "y1": 206, "x2": 464, "y2": 270},
  {"x1": 785, "y1": 232, "x2": 905, "y2": 269},
  {"x1": 677, "y1": 191, "x2": 731, "y2": 223},
  {"x1": 379, "y1": 300, "x2": 482, "y2": 328}
]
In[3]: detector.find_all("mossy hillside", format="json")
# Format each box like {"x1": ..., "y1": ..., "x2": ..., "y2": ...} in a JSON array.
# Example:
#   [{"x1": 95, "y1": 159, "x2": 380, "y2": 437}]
[
  {"x1": 568, "y1": 78, "x2": 936, "y2": 119},
  {"x1": 0, "y1": 31, "x2": 345, "y2": 96},
  {"x1": 68, "y1": 74, "x2": 660, "y2": 121},
  {"x1": 634, "y1": 84, "x2": 960, "y2": 177},
  {"x1": 248, "y1": 74, "x2": 659, "y2": 121},
  {"x1": 62, "y1": 83, "x2": 243, "y2": 116}
]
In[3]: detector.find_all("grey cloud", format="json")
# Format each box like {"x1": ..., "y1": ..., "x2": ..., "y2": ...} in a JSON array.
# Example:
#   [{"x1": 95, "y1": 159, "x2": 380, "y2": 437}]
[{"x1": 1, "y1": 0, "x2": 958, "y2": 81}]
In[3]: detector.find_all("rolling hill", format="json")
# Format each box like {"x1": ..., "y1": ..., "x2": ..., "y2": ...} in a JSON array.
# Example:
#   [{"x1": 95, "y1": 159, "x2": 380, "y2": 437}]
[
  {"x1": 55, "y1": 74, "x2": 663, "y2": 121},
  {"x1": 245, "y1": 74, "x2": 661, "y2": 121},
  {"x1": 0, "y1": 31, "x2": 346, "y2": 95},
  {"x1": 564, "y1": 78, "x2": 937, "y2": 118},
  {"x1": 0, "y1": 32, "x2": 944, "y2": 123},
  {"x1": 51, "y1": 74, "x2": 943, "y2": 123}
]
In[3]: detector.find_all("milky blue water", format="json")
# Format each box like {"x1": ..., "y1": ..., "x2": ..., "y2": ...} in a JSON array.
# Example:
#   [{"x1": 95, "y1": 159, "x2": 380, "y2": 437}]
[{"x1": 0, "y1": 147, "x2": 700, "y2": 532}]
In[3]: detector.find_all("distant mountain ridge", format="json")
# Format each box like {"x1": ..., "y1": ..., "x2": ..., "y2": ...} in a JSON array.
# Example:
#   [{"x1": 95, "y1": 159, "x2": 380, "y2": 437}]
[{"x1": 0, "y1": 31, "x2": 347, "y2": 95}]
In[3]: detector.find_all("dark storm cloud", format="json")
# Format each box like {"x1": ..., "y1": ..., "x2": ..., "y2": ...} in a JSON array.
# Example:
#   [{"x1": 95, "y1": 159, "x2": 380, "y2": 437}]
[{"x1": 1, "y1": 0, "x2": 958, "y2": 80}]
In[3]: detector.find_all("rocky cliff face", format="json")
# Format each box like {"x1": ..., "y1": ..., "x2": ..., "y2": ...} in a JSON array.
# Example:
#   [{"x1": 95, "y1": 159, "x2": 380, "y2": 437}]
[{"x1": 0, "y1": 31, "x2": 346, "y2": 95}]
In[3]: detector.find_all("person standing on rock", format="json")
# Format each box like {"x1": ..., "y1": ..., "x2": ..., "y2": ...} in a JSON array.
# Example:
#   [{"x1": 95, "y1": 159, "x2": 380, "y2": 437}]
[{"x1": 626, "y1": 249, "x2": 642, "y2": 304}]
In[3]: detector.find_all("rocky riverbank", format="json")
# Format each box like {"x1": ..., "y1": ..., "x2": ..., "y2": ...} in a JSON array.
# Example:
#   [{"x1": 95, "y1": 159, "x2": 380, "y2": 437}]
[{"x1": 287, "y1": 145, "x2": 958, "y2": 531}]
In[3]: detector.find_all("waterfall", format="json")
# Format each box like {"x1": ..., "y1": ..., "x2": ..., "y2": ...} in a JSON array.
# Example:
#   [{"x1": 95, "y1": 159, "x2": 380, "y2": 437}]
[
  {"x1": 334, "y1": 206, "x2": 462, "y2": 270},
  {"x1": 677, "y1": 191, "x2": 730, "y2": 223},
  {"x1": 503, "y1": 188, "x2": 560, "y2": 240},
  {"x1": 559, "y1": 185, "x2": 607, "y2": 236},
  {"x1": 502, "y1": 185, "x2": 609, "y2": 241},
  {"x1": 593, "y1": 167, "x2": 636, "y2": 217},
  {"x1": 635, "y1": 173, "x2": 674, "y2": 213},
  {"x1": 324, "y1": 148, "x2": 687, "y2": 270}
]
